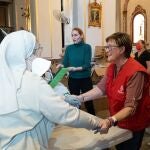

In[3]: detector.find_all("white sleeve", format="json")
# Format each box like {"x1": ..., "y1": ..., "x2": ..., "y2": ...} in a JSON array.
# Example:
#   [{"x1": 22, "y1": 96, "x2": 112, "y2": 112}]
[
  {"x1": 38, "y1": 79, "x2": 101, "y2": 130},
  {"x1": 53, "y1": 82, "x2": 70, "y2": 96}
]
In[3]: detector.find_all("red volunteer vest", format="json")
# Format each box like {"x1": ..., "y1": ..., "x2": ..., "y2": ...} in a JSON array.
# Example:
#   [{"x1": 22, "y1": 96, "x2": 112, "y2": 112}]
[{"x1": 106, "y1": 58, "x2": 150, "y2": 131}]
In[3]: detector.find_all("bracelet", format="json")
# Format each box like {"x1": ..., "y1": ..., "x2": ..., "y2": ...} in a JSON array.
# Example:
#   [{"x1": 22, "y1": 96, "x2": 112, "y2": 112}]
[
  {"x1": 107, "y1": 117, "x2": 118, "y2": 126},
  {"x1": 112, "y1": 116, "x2": 117, "y2": 122}
]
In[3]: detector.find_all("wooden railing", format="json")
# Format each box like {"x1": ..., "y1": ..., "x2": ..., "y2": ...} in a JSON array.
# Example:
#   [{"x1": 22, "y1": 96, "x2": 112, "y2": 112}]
[{"x1": 94, "y1": 46, "x2": 106, "y2": 59}]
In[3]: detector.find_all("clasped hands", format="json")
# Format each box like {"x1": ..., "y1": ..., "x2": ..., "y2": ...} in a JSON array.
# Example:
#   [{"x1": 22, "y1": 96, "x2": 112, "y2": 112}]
[
  {"x1": 93, "y1": 118, "x2": 112, "y2": 134},
  {"x1": 64, "y1": 94, "x2": 81, "y2": 108},
  {"x1": 64, "y1": 94, "x2": 112, "y2": 134}
]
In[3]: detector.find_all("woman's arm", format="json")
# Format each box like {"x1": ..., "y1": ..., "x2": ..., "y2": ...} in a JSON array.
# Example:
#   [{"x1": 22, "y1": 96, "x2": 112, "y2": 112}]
[
  {"x1": 78, "y1": 75, "x2": 106, "y2": 102},
  {"x1": 38, "y1": 79, "x2": 102, "y2": 130},
  {"x1": 99, "y1": 72, "x2": 145, "y2": 133},
  {"x1": 78, "y1": 86, "x2": 103, "y2": 102},
  {"x1": 81, "y1": 44, "x2": 92, "y2": 70}
]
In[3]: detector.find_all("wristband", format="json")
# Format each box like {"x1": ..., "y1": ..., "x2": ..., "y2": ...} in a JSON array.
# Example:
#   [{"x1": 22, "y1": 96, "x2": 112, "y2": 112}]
[{"x1": 107, "y1": 116, "x2": 118, "y2": 126}]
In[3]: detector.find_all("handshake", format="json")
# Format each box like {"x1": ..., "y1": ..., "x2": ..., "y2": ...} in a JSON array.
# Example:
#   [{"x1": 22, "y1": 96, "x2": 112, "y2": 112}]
[
  {"x1": 64, "y1": 94, "x2": 87, "y2": 108},
  {"x1": 64, "y1": 94, "x2": 114, "y2": 134},
  {"x1": 64, "y1": 94, "x2": 81, "y2": 108}
]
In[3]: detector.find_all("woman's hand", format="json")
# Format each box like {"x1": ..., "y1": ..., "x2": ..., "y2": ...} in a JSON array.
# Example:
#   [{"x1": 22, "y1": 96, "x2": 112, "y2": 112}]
[
  {"x1": 67, "y1": 67, "x2": 83, "y2": 72},
  {"x1": 56, "y1": 64, "x2": 64, "y2": 69},
  {"x1": 64, "y1": 94, "x2": 81, "y2": 108},
  {"x1": 67, "y1": 67, "x2": 77, "y2": 71},
  {"x1": 76, "y1": 95, "x2": 84, "y2": 102},
  {"x1": 99, "y1": 119, "x2": 111, "y2": 134}
]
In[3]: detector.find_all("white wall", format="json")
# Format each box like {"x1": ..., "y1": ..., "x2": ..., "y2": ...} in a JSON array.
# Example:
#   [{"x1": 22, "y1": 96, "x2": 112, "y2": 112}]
[
  {"x1": 63, "y1": 0, "x2": 103, "y2": 56},
  {"x1": 13, "y1": 0, "x2": 62, "y2": 59},
  {"x1": 76, "y1": 0, "x2": 117, "y2": 57},
  {"x1": 13, "y1": 0, "x2": 117, "y2": 59},
  {"x1": 13, "y1": 0, "x2": 26, "y2": 29},
  {"x1": 63, "y1": 0, "x2": 73, "y2": 46},
  {"x1": 34, "y1": 0, "x2": 62, "y2": 59},
  {"x1": 31, "y1": 0, "x2": 117, "y2": 58},
  {"x1": 76, "y1": 0, "x2": 102, "y2": 57},
  {"x1": 103, "y1": 0, "x2": 117, "y2": 44}
]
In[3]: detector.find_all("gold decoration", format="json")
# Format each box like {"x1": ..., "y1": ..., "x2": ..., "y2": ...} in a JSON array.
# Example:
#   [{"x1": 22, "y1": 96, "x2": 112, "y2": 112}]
[
  {"x1": 88, "y1": 0, "x2": 102, "y2": 27},
  {"x1": 20, "y1": 0, "x2": 31, "y2": 31}
]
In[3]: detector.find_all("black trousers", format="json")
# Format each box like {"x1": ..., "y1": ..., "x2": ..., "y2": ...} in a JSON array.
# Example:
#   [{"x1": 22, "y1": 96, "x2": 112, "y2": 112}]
[
  {"x1": 68, "y1": 77, "x2": 95, "y2": 115},
  {"x1": 116, "y1": 129, "x2": 145, "y2": 150}
]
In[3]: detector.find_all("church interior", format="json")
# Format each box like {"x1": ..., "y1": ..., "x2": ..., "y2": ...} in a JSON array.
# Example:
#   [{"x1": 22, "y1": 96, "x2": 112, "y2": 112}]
[{"x1": 0, "y1": 0, "x2": 150, "y2": 149}]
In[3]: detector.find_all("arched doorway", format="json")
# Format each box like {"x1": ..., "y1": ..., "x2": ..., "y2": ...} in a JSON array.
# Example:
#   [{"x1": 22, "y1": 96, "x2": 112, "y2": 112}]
[{"x1": 130, "y1": 5, "x2": 147, "y2": 43}]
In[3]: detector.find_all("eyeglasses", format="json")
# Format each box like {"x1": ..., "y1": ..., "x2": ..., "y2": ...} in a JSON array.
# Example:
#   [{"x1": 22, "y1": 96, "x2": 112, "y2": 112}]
[{"x1": 104, "y1": 45, "x2": 120, "y2": 51}]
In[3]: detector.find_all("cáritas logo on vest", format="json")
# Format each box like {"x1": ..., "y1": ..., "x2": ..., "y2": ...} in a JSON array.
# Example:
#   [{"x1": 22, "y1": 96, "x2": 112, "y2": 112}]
[{"x1": 118, "y1": 85, "x2": 124, "y2": 94}]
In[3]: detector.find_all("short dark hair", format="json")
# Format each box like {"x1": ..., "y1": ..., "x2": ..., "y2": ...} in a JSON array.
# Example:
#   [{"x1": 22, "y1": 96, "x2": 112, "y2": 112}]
[
  {"x1": 138, "y1": 39, "x2": 146, "y2": 49},
  {"x1": 106, "y1": 32, "x2": 132, "y2": 58}
]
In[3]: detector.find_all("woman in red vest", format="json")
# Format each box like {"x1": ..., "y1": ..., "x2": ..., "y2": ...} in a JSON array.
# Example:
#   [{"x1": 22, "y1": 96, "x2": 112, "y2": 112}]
[{"x1": 77, "y1": 32, "x2": 150, "y2": 150}]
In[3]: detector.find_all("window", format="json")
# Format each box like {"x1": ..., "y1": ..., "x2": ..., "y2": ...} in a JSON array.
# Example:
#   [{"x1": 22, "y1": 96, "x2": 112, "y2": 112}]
[
  {"x1": 133, "y1": 14, "x2": 144, "y2": 43},
  {"x1": 131, "y1": 5, "x2": 147, "y2": 43}
]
